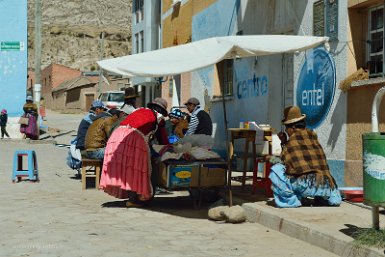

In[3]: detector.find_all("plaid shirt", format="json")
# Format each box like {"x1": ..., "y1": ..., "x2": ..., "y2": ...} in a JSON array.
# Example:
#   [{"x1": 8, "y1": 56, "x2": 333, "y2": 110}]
[{"x1": 282, "y1": 128, "x2": 336, "y2": 188}]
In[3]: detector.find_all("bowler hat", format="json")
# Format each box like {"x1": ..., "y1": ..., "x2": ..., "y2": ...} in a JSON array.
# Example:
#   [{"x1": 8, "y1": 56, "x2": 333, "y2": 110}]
[
  {"x1": 184, "y1": 97, "x2": 200, "y2": 106},
  {"x1": 124, "y1": 87, "x2": 137, "y2": 99},
  {"x1": 282, "y1": 106, "x2": 306, "y2": 125},
  {"x1": 147, "y1": 97, "x2": 168, "y2": 116}
]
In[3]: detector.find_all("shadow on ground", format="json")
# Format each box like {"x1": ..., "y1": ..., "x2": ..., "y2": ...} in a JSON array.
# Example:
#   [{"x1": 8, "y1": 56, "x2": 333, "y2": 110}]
[
  {"x1": 99, "y1": 184, "x2": 274, "y2": 219},
  {"x1": 340, "y1": 224, "x2": 371, "y2": 239},
  {"x1": 101, "y1": 195, "x2": 210, "y2": 219}
]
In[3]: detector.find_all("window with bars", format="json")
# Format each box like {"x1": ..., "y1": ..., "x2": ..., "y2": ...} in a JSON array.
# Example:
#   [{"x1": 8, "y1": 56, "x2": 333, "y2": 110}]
[
  {"x1": 135, "y1": 33, "x2": 139, "y2": 54},
  {"x1": 368, "y1": 6, "x2": 384, "y2": 76},
  {"x1": 135, "y1": 0, "x2": 144, "y2": 23},
  {"x1": 217, "y1": 59, "x2": 233, "y2": 96},
  {"x1": 140, "y1": 31, "x2": 144, "y2": 53}
]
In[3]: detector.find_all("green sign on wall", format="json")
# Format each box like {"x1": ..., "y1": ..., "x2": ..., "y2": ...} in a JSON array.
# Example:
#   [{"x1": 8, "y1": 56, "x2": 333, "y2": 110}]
[{"x1": 0, "y1": 41, "x2": 24, "y2": 51}]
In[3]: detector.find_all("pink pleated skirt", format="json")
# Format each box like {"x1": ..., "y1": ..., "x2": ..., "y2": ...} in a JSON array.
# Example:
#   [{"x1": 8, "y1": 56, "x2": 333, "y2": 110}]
[{"x1": 99, "y1": 126, "x2": 152, "y2": 199}]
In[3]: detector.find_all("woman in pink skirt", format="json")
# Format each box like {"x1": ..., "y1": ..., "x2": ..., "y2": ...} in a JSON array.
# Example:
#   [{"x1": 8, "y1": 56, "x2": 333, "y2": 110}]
[{"x1": 99, "y1": 98, "x2": 168, "y2": 207}]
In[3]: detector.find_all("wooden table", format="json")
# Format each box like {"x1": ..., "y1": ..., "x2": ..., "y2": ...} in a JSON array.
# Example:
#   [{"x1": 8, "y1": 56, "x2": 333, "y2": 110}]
[
  {"x1": 226, "y1": 128, "x2": 274, "y2": 204},
  {"x1": 227, "y1": 129, "x2": 257, "y2": 190}
]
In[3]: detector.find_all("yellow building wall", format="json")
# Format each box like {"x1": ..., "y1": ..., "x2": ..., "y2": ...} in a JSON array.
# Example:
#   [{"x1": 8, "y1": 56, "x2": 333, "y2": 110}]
[
  {"x1": 161, "y1": 0, "x2": 217, "y2": 105},
  {"x1": 163, "y1": 0, "x2": 217, "y2": 15},
  {"x1": 348, "y1": 0, "x2": 383, "y2": 8},
  {"x1": 162, "y1": 0, "x2": 217, "y2": 48},
  {"x1": 347, "y1": 84, "x2": 385, "y2": 161},
  {"x1": 162, "y1": 1, "x2": 193, "y2": 48}
]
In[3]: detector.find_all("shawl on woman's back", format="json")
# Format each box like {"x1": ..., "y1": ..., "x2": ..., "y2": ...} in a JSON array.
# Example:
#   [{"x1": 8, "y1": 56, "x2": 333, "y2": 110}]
[{"x1": 281, "y1": 128, "x2": 336, "y2": 188}]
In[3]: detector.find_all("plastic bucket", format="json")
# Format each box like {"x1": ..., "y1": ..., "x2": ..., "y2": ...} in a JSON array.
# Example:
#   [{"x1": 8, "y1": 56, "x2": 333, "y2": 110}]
[{"x1": 362, "y1": 132, "x2": 385, "y2": 206}]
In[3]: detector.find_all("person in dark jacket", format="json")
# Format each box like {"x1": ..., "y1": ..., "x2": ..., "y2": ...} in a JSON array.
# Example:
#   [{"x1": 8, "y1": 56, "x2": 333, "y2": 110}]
[
  {"x1": 84, "y1": 109, "x2": 119, "y2": 159},
  {"x1": 184, "y1": 97, "x2": 213, "y2": 136},
  {"x1": 120, "y1": 87, "x2": 137, "y2": 115},
  {"x1": 75, "y1": 100, "x2": 107, "y2": 150},
  {"x1": 0, "y1": 109, "x2": 10, "y2": 139}
]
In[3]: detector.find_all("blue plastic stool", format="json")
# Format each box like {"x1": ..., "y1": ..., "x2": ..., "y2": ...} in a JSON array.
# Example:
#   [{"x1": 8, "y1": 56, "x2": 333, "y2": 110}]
[{"x1": 12, "y1": 150, "x2": 39, "y2": 182}]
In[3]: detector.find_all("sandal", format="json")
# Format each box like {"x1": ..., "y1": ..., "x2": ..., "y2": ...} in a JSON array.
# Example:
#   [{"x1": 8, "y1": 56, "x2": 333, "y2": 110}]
[{"x1": 125, "y1": 201, "x2": 144, "y2": 208}]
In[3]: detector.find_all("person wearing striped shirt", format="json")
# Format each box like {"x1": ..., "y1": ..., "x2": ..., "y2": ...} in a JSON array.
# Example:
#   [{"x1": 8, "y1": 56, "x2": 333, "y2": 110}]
[{"x1": 184, "y1": 97, "x2": 212, "y2": 136}]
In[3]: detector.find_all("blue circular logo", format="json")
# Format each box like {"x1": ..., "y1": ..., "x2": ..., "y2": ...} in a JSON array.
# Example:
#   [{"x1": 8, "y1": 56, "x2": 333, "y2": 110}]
[{"x1": 296, "y1": 48, "x2": 335, "y2": 129}]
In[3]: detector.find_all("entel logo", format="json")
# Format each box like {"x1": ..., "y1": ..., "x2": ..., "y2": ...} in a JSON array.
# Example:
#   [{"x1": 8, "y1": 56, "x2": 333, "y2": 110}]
[{"x1": 296, "y1": 48, "x2": 335, "y2": 129}]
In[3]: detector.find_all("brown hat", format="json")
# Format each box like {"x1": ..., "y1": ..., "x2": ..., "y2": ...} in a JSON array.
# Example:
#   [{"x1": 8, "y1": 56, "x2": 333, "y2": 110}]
[
  {"x1": 124, "y1": 87, "x2": 137, "y2": 99},
  {"x1": 147, "y1": 97, "x2": 168, "y2": 116},
  {"x1": 184, "y1": 97, "x2": 200, "y2": 106},
  {"x1": 282, "y1": 106, "x2": 306, "y2": 125}
]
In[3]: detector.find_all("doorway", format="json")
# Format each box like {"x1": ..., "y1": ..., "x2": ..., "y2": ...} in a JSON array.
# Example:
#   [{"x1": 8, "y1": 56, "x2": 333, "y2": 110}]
[{"x1": 84, "y1": 94, "x2": 95, "y2": 112}]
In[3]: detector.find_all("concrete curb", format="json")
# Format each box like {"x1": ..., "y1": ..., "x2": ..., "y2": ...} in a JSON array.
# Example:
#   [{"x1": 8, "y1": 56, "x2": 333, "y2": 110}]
[
  {"x1": 242, "y1": 202, "x2": 383, "y2": 257},
  {"x1": 2, "y1": 138, "x2": 57, "y2": 145}
]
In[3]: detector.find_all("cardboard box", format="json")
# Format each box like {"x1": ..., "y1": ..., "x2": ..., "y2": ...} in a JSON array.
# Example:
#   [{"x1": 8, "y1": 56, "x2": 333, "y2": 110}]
[
  {"x1": 158, "y1": 162, "x2": 195, "y2": 189},
  {"x1": 158, "y1": 163, "x2": 226, "y2": 189},
  {"x1": 190, "y1": 166, "x2": 226, "y2": 188}
]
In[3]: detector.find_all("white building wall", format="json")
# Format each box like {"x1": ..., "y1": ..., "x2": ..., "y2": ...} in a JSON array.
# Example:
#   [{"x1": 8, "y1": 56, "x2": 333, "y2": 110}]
[
  {"x1": 190, "y1": 0, "x2": 348, "y2": 184},
  {"x1": 131, "y1": 0, "x2": 161, "y2": 104},
  {"x1": 292, "y1": 0, "x2": 347, "y2": 162}
]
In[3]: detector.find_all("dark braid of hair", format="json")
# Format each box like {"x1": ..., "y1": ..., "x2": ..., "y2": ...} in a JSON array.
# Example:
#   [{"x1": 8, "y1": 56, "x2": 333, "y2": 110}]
[
  {"x1": 124, "y1": 98, "x2": 136, "y2": 108},
  {"x1": 150, "y1": 105, "x2": 164, "y2": 115},
  {"x1": 288, "y1": 120, "x2": 306, "y2": 129}
]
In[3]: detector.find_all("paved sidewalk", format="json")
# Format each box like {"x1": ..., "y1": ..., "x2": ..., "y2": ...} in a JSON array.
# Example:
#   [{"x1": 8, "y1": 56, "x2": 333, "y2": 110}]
[{"x1": 229, "y1": 189, "x2": 385, "y2": 257}]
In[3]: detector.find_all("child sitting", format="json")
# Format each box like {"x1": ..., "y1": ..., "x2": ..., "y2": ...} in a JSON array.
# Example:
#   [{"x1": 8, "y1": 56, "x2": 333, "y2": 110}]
[{"x1": 168, "y1": 108, "x2": 188, "y2": 139}]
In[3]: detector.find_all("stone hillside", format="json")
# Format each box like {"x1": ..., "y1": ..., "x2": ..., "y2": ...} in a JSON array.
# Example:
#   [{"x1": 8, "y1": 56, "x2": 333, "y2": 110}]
[{"x1": 28, "y1": 0, "x2": 132, "y2": 71}]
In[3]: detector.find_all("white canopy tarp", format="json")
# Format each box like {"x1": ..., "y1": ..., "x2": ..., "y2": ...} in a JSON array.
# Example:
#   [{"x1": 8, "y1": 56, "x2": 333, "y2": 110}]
[{"x1": 97, "y1": 35, "x2": 328, "y2": 77}]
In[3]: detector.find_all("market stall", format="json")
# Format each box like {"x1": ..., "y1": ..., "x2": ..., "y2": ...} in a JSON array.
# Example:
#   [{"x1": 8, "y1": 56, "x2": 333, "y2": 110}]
[{"x1": 97, "y1": 35, "x2": 329, "y2": 206}]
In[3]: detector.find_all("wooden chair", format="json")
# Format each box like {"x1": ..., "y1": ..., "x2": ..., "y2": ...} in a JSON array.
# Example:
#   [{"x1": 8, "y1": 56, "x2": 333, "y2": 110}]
[{"x1": 81, "y1": 158, "x2": 102, "y2": 190}]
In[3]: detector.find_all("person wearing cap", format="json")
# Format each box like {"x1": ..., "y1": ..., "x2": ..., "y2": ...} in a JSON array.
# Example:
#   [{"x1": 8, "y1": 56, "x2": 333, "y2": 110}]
[
  {"x1": 20, "y1": 95, "x2": 39, "y2": 139},
  {"x1": 100, "y1": 97, "x2": 169, "y2": 207},
  {"x1": 167, "y1": 108, "x2": 188, "y2": 139},
  {"x1": 109, "y1": 105, "x2": 131, "y2": 135},
  {"x1": 120, "y1": 87, "x2": 137, "y2": 115},
  {"x1": 268, "y1": 106, "x2": 341, "y2": 208},
  {"x1": 184, "y1": 97, "x2": 212, "y2": 136},
  {"x1": 84, "y1": 108, "x2": 120, "y2": 159},
  {"x1": 0, "y1": 109, "x2": 10, "y2": 139},
  {"x1": 75, "y1": 100, "x2": 107, "y2": 151}
]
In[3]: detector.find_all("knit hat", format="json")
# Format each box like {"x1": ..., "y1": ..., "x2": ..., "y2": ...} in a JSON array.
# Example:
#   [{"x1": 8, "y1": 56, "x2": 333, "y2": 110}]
[
  {"x1": 147, "y1": 97, "x2": 168, "y2": 116},
  {"x1": 169, "y1": 108, "x2": 184, "y2": 119},
  {"x1": 282, "y1": 106, "x2": 306, "y2": 125},
  {"x1": 1, "y1": 109, "x2": 6, "y2": 114}
]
